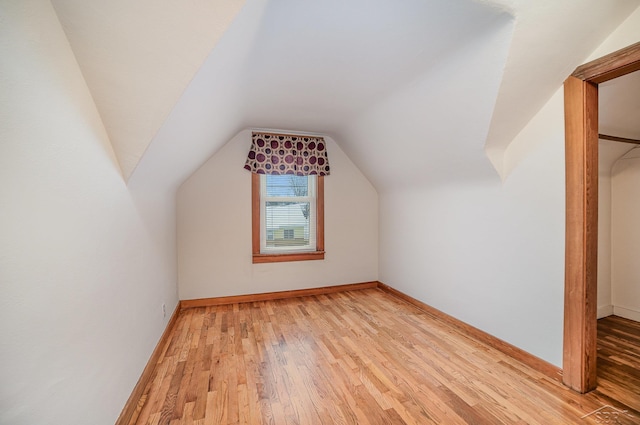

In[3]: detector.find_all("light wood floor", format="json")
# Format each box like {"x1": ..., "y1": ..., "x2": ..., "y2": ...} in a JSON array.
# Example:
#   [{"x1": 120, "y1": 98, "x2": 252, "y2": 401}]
[{"x1": 129, "y1": 289, "x2": 640, "y2": 424}]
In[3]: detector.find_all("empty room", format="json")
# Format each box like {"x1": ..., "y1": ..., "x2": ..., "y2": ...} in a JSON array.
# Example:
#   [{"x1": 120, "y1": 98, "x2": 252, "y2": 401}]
[{"x1": 2, "y1": 0, "x2": 640, "y2": 424}]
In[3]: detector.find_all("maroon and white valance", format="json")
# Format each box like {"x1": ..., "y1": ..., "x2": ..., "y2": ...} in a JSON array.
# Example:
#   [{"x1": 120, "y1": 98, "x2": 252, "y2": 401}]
[{"x1": 244, "y1": 132, "x2": 330, "y2": 176}]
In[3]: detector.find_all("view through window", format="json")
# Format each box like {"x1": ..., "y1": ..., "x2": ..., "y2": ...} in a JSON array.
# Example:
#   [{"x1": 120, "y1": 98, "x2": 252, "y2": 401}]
[{"x1": 262, "y1": 174, "x2": 316, "y2": 252}]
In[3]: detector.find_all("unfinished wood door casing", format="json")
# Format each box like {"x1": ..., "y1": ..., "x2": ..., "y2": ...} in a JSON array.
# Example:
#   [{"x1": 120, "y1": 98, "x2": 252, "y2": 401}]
[{"x1": 563, "y1": 41, "x2": 640, "y2": 393}]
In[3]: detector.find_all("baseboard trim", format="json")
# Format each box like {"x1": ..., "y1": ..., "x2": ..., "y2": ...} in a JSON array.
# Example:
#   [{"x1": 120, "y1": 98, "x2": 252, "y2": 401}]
[
  {"x1": 376, "y1": 282, "x2": 563, "y2": 383},
  {"x1": 114, "y1": 303, "x2": 181, "y2": 425},
  {"x1": 180, "y1": 281, "x2": 378, "y2": 309},
  {"x1": 118, "y1": 280, "x2": 564, "y2": 424},
  {"x1": 613, "y1": 305, "x2": 640, "y2": 322}
]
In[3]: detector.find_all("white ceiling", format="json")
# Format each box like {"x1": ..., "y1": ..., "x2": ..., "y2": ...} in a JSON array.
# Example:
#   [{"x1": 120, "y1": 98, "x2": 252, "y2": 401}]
[
  {"x1": 237, "y1": 0, "x2": 507, "y2": 132},
  {"x1": 51, "y1": 0, "x2": 640, "y2": 191},
  {"x1": 51, "y1": 0, "x2": 245, "y2": 179},
  {"x1": 484, "y1": 1, "x2": 639, "y2": 176}
]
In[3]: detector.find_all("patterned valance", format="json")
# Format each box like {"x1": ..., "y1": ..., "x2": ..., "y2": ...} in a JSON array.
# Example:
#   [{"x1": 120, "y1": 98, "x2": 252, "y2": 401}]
[{"x1": 244, "y1": 132, "x2": 330, "y2": 176}]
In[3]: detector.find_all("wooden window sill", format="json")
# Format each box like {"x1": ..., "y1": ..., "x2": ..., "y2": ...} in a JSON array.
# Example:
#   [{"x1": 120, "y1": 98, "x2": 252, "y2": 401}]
[{"x1": 253, "y1": 251, "x2": 325, "y2": 264}]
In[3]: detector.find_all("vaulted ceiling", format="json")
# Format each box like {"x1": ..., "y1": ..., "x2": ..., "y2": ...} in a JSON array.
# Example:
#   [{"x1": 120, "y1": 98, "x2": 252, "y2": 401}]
[
  {"x1": 51, "y1": 0, "x2": 245, "y2": 179},
  {"x1": 51, "y1": 0, "x2": 640, "y2": 191}
]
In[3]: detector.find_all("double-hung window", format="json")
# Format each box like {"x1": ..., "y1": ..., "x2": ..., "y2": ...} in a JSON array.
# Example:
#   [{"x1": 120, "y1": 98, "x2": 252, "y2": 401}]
[
  {"x1": 245, "y1": 132, "x2": 329, "y2": 263},
  {"x1": 252, "y1": 173, "x2": 324, "y2": 263},
  {"x1": 262, "y1": 174, "x2": 315, "y2": 251}
]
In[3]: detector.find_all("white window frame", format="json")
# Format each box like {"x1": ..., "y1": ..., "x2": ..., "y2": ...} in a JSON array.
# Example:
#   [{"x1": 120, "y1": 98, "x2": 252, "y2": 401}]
[
  {"x1": 259, "y1": 174, "x2": 317, "y2": 254},
  {"x1": 251, "y1": 173, "x2": 325, "y2": 264}
]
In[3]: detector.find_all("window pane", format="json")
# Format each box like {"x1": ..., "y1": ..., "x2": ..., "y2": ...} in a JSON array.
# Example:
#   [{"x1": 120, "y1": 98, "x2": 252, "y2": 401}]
[
  {"x1": 266, "y1": 175, "x2": 308, "y2": 197},
  {"x1": 265, "y1": 201, "x2": 310, "y2": 248}
]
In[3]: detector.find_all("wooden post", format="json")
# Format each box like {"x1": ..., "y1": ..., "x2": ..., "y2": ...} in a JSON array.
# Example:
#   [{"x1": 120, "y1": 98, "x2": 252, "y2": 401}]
[{"x1": 563, "y1": 76, "x2": 598, "y2": 393}]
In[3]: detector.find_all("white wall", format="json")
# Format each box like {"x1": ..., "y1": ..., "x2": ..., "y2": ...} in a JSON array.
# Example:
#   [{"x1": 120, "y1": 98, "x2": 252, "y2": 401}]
[
  {"x1": 592, "y1": 6, "x2": 640, "y2": 320},
  {"x1": 380, "y1": 90, "x2": 566, "y2": 366},
  {"x1": 340, "y1": 12, "x2": 565, "y2": 365},
  {"x1": 376, "y1": 5, "x2": 640, "y2": 367},
  {"x1": 501, "y1": 6, "x2": 640, "y2": 178},
  {"x1": 597, "y1": 141, "x2": 635, "y2": 318},
  {"x1": 599, "y1": 145, "x2": 615, "y2": 319},
  {"x1": 611, "y1": 148, "x2": 640, "y2": 322},
  {"x1": 177, "y1": 130, "x2": 378, "y2": 300},
  {"x1": 0, "y1": 2, "x2": 178, "y2": 424}
]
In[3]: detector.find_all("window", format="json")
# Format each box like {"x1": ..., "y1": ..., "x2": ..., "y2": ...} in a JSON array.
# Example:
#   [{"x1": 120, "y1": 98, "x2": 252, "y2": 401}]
[
  {"x1": 245, "y1": 131, "x2": 329, "y2": 263},
  {"x1": 252, "y1": 173, "x2": 324, "y2": 263},
  {"x1": 263, "y1": 174, "x2": 315, "y2": 251}
]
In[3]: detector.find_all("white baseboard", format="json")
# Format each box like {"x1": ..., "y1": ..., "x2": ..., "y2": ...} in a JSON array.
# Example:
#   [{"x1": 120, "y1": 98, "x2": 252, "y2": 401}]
[
  {"x1": 613, "y1": 305, "x2": 640, "y2": 322},
  {"x1": 597, "y1": 304, "x2": 614, "y2": 319}
]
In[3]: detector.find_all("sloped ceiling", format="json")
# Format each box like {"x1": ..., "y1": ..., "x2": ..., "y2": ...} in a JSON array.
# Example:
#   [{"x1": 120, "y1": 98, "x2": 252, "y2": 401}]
[
  {"x1": 51, "y1": 0, "x2": 640, "y2": 190},
  {"x1": 485, "y1": 0, "x2": 639, "y2": 177},
  {"x1": 51, "y1": 0, "x2": 245, "y2": 179},
  {"x1": 238, "y1": 0, "x2": 508, "y2": 132}
]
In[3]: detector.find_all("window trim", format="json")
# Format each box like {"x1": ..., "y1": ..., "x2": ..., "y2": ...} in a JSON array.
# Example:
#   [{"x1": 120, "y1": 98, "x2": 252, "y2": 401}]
[
  {"x1": 259, "y1": 174, "x2": 317, "y2": 254},
  {"x1": 252, "y1": 173, "x2": 324, "y2": 263}
]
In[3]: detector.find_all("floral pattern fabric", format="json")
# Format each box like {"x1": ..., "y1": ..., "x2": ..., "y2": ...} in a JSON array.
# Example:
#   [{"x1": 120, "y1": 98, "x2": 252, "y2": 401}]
[{"x1": 244, "y1": 132, "x2": 330, "y2": 176}]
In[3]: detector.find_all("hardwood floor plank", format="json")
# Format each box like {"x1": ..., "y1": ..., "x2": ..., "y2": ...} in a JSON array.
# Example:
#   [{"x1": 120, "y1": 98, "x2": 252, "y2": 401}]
[
  {"x1": 130, "y1": 290, "x2": 640, "y2": 424},
  {"x1": 593, "y1": 315, "x2": 640, "y2": 421}
]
